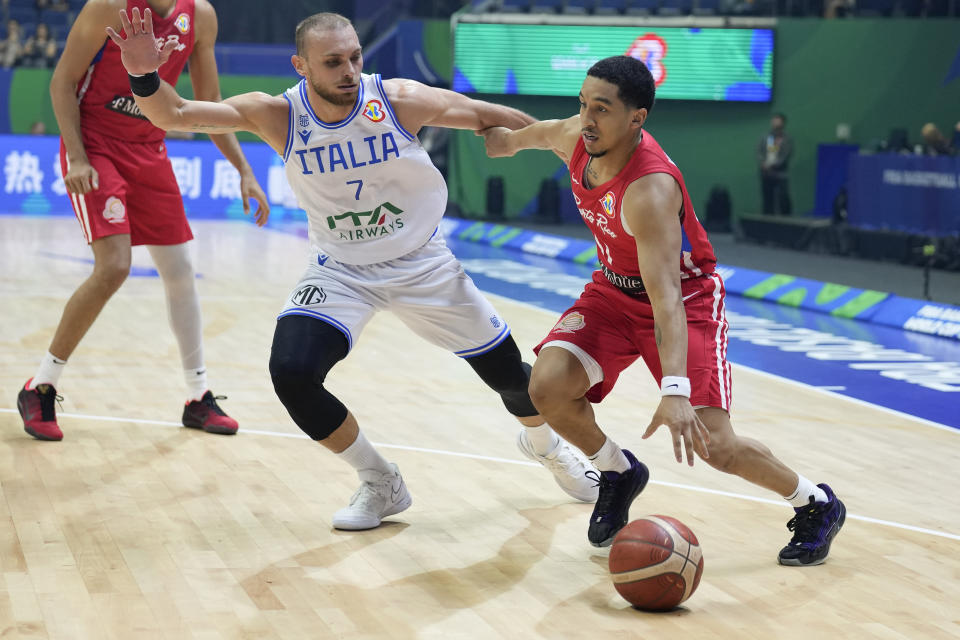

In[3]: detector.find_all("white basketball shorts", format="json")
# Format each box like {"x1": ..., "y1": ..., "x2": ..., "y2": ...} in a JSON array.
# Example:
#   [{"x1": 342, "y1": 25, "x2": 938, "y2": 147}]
[{"x1": 278, "y1": 233, "x2": 510, "y2": 356}]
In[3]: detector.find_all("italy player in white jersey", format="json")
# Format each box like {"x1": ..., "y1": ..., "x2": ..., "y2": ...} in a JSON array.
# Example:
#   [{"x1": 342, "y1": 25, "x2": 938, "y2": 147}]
[{"x1": 107, "y1": 8, "x2": 599, "y2": 529}]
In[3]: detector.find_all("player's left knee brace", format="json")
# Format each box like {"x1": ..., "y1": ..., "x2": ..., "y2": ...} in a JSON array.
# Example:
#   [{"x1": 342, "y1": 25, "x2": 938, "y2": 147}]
[{"x1": 464, "y1": 335, "x2": 538, "y2": 417}]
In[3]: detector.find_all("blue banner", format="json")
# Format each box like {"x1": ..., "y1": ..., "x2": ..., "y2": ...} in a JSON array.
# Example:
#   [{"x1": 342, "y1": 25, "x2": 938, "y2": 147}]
[
  {"x1": 847, "y1": 153, "x2": 960, "y2": 237},
  {"x1": 0, "y1": 134, "x2": 309, "y2": 228},
  {"x1": 4, "y1": 134, "x2": 959, "y2": 344}
]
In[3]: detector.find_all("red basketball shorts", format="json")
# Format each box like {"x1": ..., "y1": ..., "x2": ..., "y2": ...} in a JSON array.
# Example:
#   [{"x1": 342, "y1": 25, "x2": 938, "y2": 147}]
[
  {"x1": 534, "y1": 271, "x2": 733, "y2": 410},
  {"x1": 60, "y1": 130, "x2": 192, "y2": 246}
]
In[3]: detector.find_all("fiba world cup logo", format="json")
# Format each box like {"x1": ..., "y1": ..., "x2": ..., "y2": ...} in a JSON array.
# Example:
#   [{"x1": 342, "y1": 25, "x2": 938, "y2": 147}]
[
  {"x1": 626, "y1": 34, "x2": 668, "y2": 86},
  {"x1": 363, "y1": 100, "x2": 386, "y2": 123},
  {"x1": 600, "y1": 191, "x2": 616, "y2": 218},
  {"x1": 174, "y1": 13, "x2": 190, "y2": 34}
]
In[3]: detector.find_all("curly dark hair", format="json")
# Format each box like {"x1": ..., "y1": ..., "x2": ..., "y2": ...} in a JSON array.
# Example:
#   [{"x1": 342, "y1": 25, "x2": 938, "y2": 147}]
[{"x1": 586, "y1": 55, "x2": 656, "y2": 113}]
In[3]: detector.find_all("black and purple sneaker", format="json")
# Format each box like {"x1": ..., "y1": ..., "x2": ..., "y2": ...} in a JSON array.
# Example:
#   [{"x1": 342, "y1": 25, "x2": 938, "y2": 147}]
[
  {"x1": 778, "y1": 483, "x2": 846, "y2": 566},
  {"x1": 587, "y1": 449, "x2": 650, "y2": 547}
]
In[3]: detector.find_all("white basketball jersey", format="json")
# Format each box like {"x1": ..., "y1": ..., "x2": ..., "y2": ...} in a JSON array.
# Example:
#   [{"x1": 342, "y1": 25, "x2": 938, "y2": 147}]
[{"x1": 281, "y1": 73, "x2": 448, "y2": 264}]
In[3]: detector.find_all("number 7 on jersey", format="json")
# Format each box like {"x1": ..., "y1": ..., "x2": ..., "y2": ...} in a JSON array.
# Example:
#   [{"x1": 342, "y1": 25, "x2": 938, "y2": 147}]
[{"x1": 347, "y1": 180, "x2": 363, "y2": 200}]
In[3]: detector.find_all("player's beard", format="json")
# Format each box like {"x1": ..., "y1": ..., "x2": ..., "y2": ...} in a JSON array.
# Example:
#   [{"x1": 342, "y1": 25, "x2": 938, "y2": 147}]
[
  {"x1": 309, "y1": 78, "x2": 359, "y2": 107},
  {"x1": 585, "y1": 148, "x2": 607, "y2": 158}
]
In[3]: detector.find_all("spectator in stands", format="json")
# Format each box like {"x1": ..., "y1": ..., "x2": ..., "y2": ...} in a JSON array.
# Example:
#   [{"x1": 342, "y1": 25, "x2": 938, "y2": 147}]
[
  {"x1": 757, "y1": 112, "x2": 793, "y2": 216},
  {"x1": 824, "y1": 0, "x2": 854, "y2": 16},
  {"x1": 1, "y1": 19, "x2": 24, "y2": 69},
  {"x1": 21, "y1": 23, "x2": 58, "y2": 68},
  {"x1": 920, "y1": 122, "x2": 956, "y2": 156},
  {"x1": 40, "y1": 37, "x2": 58, "y2": 66},
  {"x1": 18, "y1": 37, "x2": 39, "y2": 67}
]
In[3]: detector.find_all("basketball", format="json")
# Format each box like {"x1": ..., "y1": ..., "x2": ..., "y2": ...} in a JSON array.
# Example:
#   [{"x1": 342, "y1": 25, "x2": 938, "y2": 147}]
[{"x1": 608, "y1": 515, "x2": 704, "y2": 611}]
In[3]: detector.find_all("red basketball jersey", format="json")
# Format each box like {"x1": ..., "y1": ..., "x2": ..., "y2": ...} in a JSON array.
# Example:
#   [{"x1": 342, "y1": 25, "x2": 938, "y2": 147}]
[
  {"x1": 77, "y1": 0, "x2": 196, "y2": 143},
  {"x1": 569, "y1": 130, "x2": 716, "y2": 280}
]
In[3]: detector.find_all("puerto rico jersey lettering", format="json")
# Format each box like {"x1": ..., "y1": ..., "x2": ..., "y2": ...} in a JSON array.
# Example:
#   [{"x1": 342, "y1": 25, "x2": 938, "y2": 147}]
[
  {"x1": 569, "y1": 130, "x2": 716, "y2": 280},
  {"x1": 281, "y1": 73, "x2": 448, "y2": 265},
  {"x1": 77, "y1": 0, "x2": 196, "y2": 143}
]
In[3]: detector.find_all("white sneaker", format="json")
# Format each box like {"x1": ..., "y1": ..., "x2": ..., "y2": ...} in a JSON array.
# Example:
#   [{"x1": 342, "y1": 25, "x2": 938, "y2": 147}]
[
  {"x1": 332, "y1": 464, "x2": 412, "y2": 530},
  {"x1": 517, "y1": 430, "x2": 599, "y2": 503}
]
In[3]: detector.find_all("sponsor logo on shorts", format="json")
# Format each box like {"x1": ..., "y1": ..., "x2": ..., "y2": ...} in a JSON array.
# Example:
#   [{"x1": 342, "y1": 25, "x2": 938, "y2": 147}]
[
  {"x1": 102, "y1": 196, "x2": 126, "y2": 224},
  {"x1": 363, "y1": 100, "x2": 386, "y2": 123},
  {"x1": 552, "y1": 312, "x2": 585, "y2": 333},
  {"x1": 490, "y1": 315, "x2": 501, "y2": 328},
  {"x1": 290, "y1": 285, "x2": 326, "y2": 306}
]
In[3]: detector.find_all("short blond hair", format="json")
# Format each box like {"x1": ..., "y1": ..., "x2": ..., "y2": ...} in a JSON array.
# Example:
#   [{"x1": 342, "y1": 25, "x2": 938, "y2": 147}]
[{"x1": 295, "y1": 13, "x2": 353, "y2": 56}]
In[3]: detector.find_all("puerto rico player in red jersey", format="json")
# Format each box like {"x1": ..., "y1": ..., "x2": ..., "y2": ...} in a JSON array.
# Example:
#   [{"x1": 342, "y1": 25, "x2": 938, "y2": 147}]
[
  {"x1": 481, "y1": 56, "x2": 845, "y2": 566},
  {"x1": 16, "y1": 0, "x2": 269, "y2": 441}
]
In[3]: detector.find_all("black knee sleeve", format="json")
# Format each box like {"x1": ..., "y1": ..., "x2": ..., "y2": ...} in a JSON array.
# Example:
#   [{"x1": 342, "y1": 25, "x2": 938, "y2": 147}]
[
  {"x1": 464, "y1": 335, "x2": 539, "y2": 417},
  {"x1": 269, "y1": 315, "x2": 350, "y2": 440}
]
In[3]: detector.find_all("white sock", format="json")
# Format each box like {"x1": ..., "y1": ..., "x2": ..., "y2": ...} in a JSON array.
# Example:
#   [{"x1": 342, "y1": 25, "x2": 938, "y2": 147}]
[
  {"x1": 588, "y1": 437, "x2": 630, "y2": 473},
  {"x1": 147, "y1": 244, "x2": 206, "y2": 400},
  {"x1": 337, "y1": 431, "x2": 392, "y2": 476},
  {"x1": 184, "y1": 366, "x2": 208, "y2": 402},
  {"x1": 524, "y1": 422, "x2": 560, "y2": 456},
  {"x1": 785, "y1": 475, "x2": 829, "y2": 508},
  {"x1": 31, "y1": 351, "x2": 67, "y2": 389}
]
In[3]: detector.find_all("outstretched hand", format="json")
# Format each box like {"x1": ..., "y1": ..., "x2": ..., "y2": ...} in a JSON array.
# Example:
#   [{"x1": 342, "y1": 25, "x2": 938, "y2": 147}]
[
  {"x1": 240, "y1": 171, "x2": 270, "y2": 227},
  {"x1": 105, "y1": 7, "x2": 177, "y2": 76},
  {"x1": 642, "y1": 396, "x2": 711, "y2": 466}
]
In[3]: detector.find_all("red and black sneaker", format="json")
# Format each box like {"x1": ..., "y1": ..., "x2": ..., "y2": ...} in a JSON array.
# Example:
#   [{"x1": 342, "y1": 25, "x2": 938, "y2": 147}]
[
  {"x1": 17, "y1": 378, "x2": 63, "y2": 441},
  {"x1": 182, "y1": 391, "x2": 238, "y2": 435}
]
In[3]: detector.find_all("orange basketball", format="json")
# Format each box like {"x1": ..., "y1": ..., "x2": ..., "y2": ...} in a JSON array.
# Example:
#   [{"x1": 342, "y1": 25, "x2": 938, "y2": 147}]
[{"x1": 608, "y1": 515, "x2": 704, "y2": 611}]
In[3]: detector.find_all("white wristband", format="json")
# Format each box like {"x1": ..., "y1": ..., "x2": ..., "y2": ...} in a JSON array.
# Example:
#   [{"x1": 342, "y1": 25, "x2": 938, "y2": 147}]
[{"x1": 660, "y1": 376, "x2": 691, "y2": 398}]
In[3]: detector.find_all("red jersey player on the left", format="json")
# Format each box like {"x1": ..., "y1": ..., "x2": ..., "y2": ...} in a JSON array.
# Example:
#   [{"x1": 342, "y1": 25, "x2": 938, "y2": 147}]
[{"x1": 16, "y1": 0, "x2": 269, "y2": 441}]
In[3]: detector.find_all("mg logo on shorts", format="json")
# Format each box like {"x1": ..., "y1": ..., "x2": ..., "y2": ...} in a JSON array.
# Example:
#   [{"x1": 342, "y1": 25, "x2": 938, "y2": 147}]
[{"x1": 291, "y1": 285, "x2": 326, "y2": 306}]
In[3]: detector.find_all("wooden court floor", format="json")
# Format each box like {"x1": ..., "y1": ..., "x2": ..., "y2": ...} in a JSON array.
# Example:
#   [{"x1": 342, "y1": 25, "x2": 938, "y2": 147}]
[{"x1": 1, "y1": 217, "x2": 958, "y2": 639}]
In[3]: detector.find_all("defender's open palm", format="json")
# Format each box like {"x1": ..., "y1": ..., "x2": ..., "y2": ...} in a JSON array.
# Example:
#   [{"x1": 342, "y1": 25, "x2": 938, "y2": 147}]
[
  {"x1": 642, "y1": 396, "x2": 711, "y2": 466},
  {"x1": 105, "y1": 7, "x2": 177, "y2": 76}
]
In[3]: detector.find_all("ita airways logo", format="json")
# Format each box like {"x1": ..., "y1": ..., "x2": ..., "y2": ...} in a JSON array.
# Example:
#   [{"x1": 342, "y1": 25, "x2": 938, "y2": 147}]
[
  {"x1": 625, "y1": 34, "x2": 667, "y2": 86},
  {"x1": 102, "y1": 196, "x2": 126, "y2": 224},
  {"x1": 600, "y1": 191, "x2": 616, "y2": 218},
  {"x1": 363, "y1": 100, "x2": 386, "y2": 123},
  {"x1": 174, "y1": 13, "x2": 190, "y2": 34},
  {"x1": 552, "y1": 312, "x2": 586, "y2": 334}
]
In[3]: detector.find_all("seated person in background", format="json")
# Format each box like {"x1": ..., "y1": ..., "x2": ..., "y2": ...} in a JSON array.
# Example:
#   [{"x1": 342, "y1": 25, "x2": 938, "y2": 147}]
[
  {"x1": 921, "y1": 122, "x2": 956, "y2": 156},
  {"x1": 25, "y1": 23, "x2": 58, "y2": 67},
  {"x1": 1, "y1": 19, "x2": 23, "y2": 69},
  {"x1": 17, "y1": 38, "x2": 39, "y2": 66},
  {"x1": 40, "y1": 37, "x2": 58, "y2": 67},
  {"x1": 29, "y1": 23, "x2": 54, "y2": 52},
  {"x1": 18, "y1": 36, "x2": 58, "y2": 68}
]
